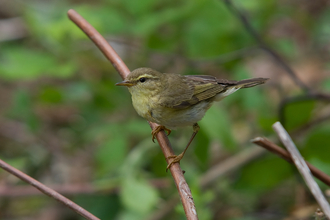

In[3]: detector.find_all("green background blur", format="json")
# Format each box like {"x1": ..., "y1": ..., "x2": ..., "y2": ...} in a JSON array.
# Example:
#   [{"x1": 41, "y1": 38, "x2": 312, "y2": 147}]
[{"x1": 0, "y1": 0, "x2": 330, "y2": 219}]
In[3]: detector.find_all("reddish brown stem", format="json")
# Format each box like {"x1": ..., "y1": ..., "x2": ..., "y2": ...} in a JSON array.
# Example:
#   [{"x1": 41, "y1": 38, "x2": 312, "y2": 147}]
[
  {"x1": 67, "y1": 9, "x2": 198, "y2": 220},
  {"x1": 251, "y1": 137, "x2": 330, "y2": 187},
  {"x1": 0, "y1": 184, "x2": 96, "y2": 197},
  {"x1": 0, "y1": 178, "x2": 170, "y2": 197},
  {"x1": 0, "y1": 159, "x2": 99, "y2": 220}
]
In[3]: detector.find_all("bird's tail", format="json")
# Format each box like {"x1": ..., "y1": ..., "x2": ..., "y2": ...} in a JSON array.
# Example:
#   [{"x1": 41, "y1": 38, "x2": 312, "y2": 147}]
[
  {"x1": 236, "y1": 78, "x2": 269, "y2": 89},
  {"x1": 216, "y1": 77, "x2": 269, "y2": 99}
]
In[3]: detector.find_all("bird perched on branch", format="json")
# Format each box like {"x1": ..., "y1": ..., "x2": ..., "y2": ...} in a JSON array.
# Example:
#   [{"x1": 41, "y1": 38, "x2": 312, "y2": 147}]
[{"x1": 116, "y1": 67, "x2": 268, "y2": 170}]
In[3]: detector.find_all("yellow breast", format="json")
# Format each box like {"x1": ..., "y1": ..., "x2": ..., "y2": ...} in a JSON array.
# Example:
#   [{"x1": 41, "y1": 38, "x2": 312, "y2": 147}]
[{"x1": 129, "y1": 88, "x2": 160, "y2": 123}]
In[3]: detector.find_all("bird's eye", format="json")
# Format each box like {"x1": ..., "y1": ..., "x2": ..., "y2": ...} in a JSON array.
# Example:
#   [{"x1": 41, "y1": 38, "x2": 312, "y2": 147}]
[{"x1": 139, "y1": 77, "x2": 146, "y2": 83}]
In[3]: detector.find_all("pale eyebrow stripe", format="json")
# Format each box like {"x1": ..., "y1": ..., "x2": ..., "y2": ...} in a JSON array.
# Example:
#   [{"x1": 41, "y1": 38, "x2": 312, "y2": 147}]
[{"x1": 137, "y1": 74, "x2": 159, "y2": 79}]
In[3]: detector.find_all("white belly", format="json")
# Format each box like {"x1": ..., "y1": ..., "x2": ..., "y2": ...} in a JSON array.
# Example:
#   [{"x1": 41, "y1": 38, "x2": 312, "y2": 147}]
[{"x1": 152, "y1": 101, "x2": 212, "y2": 129}]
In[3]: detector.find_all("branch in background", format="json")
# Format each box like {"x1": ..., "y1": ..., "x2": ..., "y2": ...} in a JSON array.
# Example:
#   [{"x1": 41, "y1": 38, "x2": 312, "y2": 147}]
[
  {"x1": 67, "y1": 9, "x2": 198, "y2": 220},
  {"x1": 223, "y1": 0, "x2": 330, "y2": 132},
  {"x1": 279, "y1": 94, "x2": 330, "y2": 128},
  {"x1": 0, "y1": 178, "x2": 170, "y2": 197},
  {"x1": 251, "y1": 137, "x2": 330, "y2": 187},
  {"x1": 0, "y1": 184, "x2": 96, "y2": 197},
  {"x1": 223, "y1": 0, "x2": 310, "y2": 92},
  {"x1": 0, "y1": 159, "x2": 100, "y2": 220},
  {"x1": 272, "y1": 122, "x2": 330, "y2": 219}
]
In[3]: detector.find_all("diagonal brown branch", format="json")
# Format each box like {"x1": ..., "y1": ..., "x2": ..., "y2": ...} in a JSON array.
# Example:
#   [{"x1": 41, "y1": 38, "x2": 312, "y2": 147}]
[
  {"x1": 67, "y1": 9, "x2": 198, "y2": 220},
  {"x1": 0, "y1": 178, "x2": 170, "y2": 197},
  {"x1": 251, "y1": 137, "x2": 330, "y2": 187},
  {"x1": 0, "y1": 159, "x2": 100, "y2": 220}
]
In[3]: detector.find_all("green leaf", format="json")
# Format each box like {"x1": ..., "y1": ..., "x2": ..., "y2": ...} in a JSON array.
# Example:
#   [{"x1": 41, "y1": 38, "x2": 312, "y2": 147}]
[
  {"x1": 237, "y1": 155, "x2": 293, "y2": 190},
  {"x1": 302, "y1": 125, "x2": 330, "y2": 163},
  {"x1": 284, "y1": 100, "x2": 315, "y2": 131},
  {"x1": 96, "y1": 136, "x2": 128, "y2": 175},
  {"x1": 76, "y1": 5, "x2": 128, "y2": 34},
  {"x1": 9, "y1": 90, "x2": 40, "y2": 131},
  {"x1": 125, "y1": 119, "x2": 150, "y2": 137},
  {"x1": 120, "y1": 177, "x2": 158, "y2": 214},
  {"x1": 321, "y1": 78, "x2": 330, "y2": 92},
  {"x1": 308, "y1": 158, "x2": 330, "y2": 190},
  {"x1": 273, "y1": 39, "x2": 297, "y2": 58},
  {"x1": 116, "y1": 211, "x2": 146, "y2": 220},
  {"x1": 258, "y1": 115, "x2": 278, "y2": 133},
  {"x1": 38, "y1": 87, "x2": 63, "y2": 104},
  {"x1": 0, "y1": 46, "x2": 76, "y2": 80},
  {"x1": 194, "y1": 129, "x2": 210, "y2": 166},
  {"x1": 0, "y1": 47, "x2": 55, "y2": 80},
  {"x1": 25, "y1": 3, "x2": 86, "y2": 43},
  {"x1": 120, "y1": 138, "x2": 155, "y2": 175},
  {"x1": 199, "y1": 105, "x2": 237, "y2": 149},
  {"x1": 1, "y1": 157, "x2": 28, "y2": 173},
  {"x1": 183, "y1": 1, "x2": 251, "y2": 58},
  {"x1": 48, "y1": 61, "x2": 77, "y2": 79},
  {"x1": 73, "y1": 195, "x2": 120, "y2": 220},
  {"x1": 121, "y1": 0, "x2": 156, "y2": 15}
]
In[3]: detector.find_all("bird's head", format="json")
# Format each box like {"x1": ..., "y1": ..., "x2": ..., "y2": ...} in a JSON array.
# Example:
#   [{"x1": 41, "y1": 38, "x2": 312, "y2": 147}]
[{"x1": 116, "y1": 68, "x2": 164, "y2": 96}]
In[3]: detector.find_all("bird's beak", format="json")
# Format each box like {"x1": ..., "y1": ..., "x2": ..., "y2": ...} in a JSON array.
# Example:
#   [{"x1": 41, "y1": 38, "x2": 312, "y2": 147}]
[{"x1": 115, "y1": 80, "x2": 134, "y2": 87}]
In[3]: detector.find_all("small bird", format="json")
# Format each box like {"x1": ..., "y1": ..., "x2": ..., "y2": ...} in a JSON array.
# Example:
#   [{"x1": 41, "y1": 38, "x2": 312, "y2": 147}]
[{"x1": 116, "y1": 67, "x2": 268, "y2": 170}]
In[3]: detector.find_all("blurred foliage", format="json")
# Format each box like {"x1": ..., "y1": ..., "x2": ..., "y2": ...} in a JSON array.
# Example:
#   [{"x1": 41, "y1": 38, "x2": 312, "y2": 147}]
[{"x1": 0, "y1": 0, "x2": 330, "y2": 219}]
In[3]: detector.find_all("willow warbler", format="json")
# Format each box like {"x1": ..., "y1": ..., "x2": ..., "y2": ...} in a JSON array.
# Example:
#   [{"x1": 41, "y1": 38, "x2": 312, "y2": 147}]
[{"x1": 116, "y1": 67, "x2": 268, "y2": 170}]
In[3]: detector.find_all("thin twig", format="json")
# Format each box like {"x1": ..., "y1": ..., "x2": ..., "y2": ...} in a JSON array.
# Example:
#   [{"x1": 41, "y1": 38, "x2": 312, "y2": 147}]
[
  {"x1": 0, "y1": 184, "x2": 96, "y2": 197},
  {"x1": 0, "y1": 159, "x2": 100, "y2": 220},
  {"x1": 67, "y1": 9, "x2": 198, "y2": 220},
  {"x1": 272, "y1": 122, "x2": 330, "y2": 218},
  {"x1": 251, "y1": 137, "x2": 330, "y2": 187},
  {"x1": 223, "y1": 0, "x2": 310, "y2": 92},
  {"x1": 0, "y1": 178, "x2": 170, "y2": 197}
]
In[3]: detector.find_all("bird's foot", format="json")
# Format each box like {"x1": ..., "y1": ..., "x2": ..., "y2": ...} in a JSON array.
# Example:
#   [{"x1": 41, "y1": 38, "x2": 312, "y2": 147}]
[
  {"x1": 166, "y1": 152, "x2": 184, "y2": 172},
  {"x1": 151, "y1": 125, "x2": 171, "y2": 143},
  {"x1": 164, "y1": 123, "x2": 200, "y2": 172}
]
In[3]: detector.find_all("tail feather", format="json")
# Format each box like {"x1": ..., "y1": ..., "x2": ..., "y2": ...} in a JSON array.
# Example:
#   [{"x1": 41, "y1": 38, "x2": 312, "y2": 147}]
[
  {"x1": 236, "y1": 78, "x2": 269, "y2": 89},
  {"x1": 215, "y1": 77, "x2": 269, "y2": 100}
]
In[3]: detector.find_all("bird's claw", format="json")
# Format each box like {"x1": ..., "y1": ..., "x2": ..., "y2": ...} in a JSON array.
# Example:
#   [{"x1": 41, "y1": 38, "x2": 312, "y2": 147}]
[
  {"x1": 151, "y1": 126, "x2": 171, "y2": 142},
  {"x1": 165, "y1": 153, "x2": 184, "y2": 172}
]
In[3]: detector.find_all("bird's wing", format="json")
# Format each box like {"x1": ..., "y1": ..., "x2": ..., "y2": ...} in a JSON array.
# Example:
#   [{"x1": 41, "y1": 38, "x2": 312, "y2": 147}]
[
  {"x1": 188, "y1": 75, "x2": 235, "y2": 101},
  {"x1": 160, "y1": 75, "x2": 268, "y2": 109},
  {"x1": 160, "y1": 75, "x2": 230, "y2": 109}
]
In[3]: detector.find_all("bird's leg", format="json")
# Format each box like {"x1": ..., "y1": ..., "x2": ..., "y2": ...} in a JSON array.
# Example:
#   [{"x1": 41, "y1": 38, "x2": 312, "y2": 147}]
[
  {"x1": 166, "y1": 123, "x2": 200, "y2": 171},
  {"x1": 151, "y1": 125, "x2": 171, "y2": 143}
]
